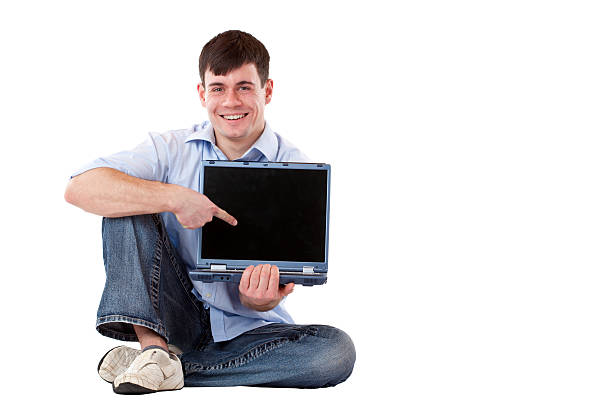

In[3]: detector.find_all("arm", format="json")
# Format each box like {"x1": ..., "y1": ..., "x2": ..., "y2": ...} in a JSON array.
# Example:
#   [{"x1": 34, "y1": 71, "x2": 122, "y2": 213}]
[{"x1": 64, "y1": 167, "x2": 237, "y2": 229}]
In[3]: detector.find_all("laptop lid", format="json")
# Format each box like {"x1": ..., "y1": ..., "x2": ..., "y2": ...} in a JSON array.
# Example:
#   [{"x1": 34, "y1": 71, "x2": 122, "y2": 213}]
[{"x1": 196, "y1": 160, "x2": 331, "y2": 273}]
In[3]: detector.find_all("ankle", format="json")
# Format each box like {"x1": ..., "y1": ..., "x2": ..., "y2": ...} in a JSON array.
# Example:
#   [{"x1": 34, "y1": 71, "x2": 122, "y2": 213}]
[
  {"x1": 142, "y1": 345, "x2": 169, "y2": 354},
  {"x1": 133, "y1": 325, "x2": 168, "y2": 352}
]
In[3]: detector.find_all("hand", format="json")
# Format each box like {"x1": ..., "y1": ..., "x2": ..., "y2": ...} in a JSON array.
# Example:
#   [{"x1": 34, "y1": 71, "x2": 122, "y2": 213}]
[
  {"x1": 239, "y1": 264, "x2": 295, "y2": 312},
  {"x1": 172, "y1": 185, "x2": 237, "y2": 229}
]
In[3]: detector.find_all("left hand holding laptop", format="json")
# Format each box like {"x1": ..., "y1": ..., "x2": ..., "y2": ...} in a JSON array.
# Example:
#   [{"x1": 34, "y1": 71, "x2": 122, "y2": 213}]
[{"x1": 239, "y1": 264, "x2": 295, "y2": 312}]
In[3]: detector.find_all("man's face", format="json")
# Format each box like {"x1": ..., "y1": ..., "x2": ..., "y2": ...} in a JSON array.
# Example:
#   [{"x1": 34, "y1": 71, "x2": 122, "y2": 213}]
[{"x1": 198, "y1": 63, "x2": 273, "y2": 144}]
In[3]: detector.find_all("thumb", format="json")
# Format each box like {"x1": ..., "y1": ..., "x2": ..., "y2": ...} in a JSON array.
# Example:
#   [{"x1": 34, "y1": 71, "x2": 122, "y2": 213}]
[{"x1": 279, "y1": 282, "x2": 295, "y2": 297}]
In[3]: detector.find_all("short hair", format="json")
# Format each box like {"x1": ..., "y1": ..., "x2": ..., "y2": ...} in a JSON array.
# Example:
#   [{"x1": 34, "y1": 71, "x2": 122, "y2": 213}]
[{"x1": 199, "y1": 30, "x2": 270, "y2": 88}]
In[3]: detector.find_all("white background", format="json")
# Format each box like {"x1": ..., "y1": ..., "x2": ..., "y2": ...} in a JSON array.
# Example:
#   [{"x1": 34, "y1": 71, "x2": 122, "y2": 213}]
[{"x1": 1, "y1": 1, "x2": 611, "y2": 406}]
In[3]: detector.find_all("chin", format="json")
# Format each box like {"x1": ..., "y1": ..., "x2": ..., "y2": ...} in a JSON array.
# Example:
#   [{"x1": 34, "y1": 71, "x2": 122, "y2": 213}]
[{"x1": 221, "y1": 131, "x2": 249, "y2": 141}]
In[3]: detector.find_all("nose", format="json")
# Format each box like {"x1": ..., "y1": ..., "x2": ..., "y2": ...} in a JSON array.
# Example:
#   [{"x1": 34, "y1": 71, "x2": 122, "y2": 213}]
[{"x1": 221, "y1": 89, "x2": 241, "y2": 108}]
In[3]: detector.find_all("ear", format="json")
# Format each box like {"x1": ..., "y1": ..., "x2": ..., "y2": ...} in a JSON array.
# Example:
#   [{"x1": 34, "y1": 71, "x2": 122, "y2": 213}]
[
  {"x1": 264, "y1": 79, "x2": 273, "y2": 104},
  {"x1": 197, "y1": 83, "x2": 207, "y2": 107}
]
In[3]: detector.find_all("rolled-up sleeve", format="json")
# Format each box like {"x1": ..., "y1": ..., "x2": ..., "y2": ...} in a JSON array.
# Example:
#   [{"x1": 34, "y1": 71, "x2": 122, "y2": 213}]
[{"x1": 71, "y1": 132, "x2": 171, "y2": 182}]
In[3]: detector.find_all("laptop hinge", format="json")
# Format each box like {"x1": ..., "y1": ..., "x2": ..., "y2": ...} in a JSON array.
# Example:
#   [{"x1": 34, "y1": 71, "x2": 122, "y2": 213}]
[
  {"x1": 211, "y1": 264, "x2": 227, "y2": 271},
  {"x1": 302, "y1": 266, "x2": 315, "y2": 274}
]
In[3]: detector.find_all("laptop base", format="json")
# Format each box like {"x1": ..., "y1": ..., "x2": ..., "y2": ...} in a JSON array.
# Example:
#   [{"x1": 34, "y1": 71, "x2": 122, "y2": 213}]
[{"x1": 189, "y1": 270, "x2": 327, "y2": 287}]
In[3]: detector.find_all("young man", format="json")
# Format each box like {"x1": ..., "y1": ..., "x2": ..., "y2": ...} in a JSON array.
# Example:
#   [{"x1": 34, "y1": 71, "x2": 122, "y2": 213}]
[{"x1": 65, "y1": 30, "x2": 355, "y2": 394}]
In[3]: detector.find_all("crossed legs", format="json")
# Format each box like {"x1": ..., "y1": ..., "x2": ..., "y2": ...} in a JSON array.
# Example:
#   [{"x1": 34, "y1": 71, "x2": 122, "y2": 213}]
[{"x1": 97, "y1": 214, "x2": 355, "y2": 389}]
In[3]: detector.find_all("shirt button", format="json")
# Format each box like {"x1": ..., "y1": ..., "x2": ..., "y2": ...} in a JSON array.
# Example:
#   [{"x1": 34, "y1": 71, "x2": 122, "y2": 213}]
[{"x1": 205, "y1": 293, "x2": 211, "y2": 298}]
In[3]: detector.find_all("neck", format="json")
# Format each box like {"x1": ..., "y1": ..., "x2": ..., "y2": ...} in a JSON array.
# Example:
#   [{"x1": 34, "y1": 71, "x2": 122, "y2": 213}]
[{"x1": 215, "y1": 125, "x2": 265, "y2": 161}]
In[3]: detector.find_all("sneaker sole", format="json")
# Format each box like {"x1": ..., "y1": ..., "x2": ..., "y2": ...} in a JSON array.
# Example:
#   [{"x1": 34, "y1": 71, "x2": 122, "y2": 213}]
[
  {"x1": 112, "y1": 382, "x2": 156, "y2": 395},
  {"x1": 113, "y1": 381, "x2": 183, "y2": 395}
]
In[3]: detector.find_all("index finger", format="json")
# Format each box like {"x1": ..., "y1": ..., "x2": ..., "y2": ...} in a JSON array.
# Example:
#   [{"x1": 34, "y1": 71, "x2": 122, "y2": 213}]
[{"x1": 214, "y1": 207, "x2": 238, "y2": 226}]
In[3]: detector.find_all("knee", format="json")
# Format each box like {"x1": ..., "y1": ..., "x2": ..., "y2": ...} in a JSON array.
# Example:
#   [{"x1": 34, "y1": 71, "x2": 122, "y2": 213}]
[
  {"x1": 102, "y1": 214, "x2": 159, "y2": 235},
  {"x1": 102, "y1": 214, "x2": 163, "y2": 247},
  {"x1": 303, "y1": 326, "x2": 356, "y2": 388},
  {"x1": 101, "y1": 214, "x2": 165, "y2": 266}
]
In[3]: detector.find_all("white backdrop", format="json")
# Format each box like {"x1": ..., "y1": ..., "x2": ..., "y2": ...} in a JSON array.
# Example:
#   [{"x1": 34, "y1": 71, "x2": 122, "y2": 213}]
[{"x1": 1, "y1": 1, "x2": 611, "y2": 406}]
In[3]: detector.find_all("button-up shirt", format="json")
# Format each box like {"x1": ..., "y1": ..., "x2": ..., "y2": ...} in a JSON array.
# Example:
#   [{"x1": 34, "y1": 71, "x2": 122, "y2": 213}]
[{"x1": 72, "y1": 121, "x2": 309, "y2": 342}]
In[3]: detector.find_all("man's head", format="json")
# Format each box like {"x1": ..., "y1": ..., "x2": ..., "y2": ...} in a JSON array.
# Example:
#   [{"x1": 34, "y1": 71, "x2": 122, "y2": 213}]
[{"x1": 197, "y1": 30, "x2": 273, "y2": 150}]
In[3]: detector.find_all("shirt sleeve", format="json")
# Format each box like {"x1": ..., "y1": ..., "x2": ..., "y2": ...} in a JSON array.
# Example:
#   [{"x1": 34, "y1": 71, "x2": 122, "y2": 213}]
[{"x1": 70, "y1": 132, "x2": 171, "y2": 182}]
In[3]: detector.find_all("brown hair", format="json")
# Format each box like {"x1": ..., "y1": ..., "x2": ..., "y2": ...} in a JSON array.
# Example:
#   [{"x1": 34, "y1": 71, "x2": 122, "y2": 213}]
[{"x1": 199, "y1": 30, "x2": 270, "y2": 88}]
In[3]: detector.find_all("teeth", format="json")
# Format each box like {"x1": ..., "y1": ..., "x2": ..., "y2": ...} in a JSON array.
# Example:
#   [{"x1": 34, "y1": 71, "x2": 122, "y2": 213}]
[{"x1": 223, "y1": 114, "x2": 246, "y2": 120}]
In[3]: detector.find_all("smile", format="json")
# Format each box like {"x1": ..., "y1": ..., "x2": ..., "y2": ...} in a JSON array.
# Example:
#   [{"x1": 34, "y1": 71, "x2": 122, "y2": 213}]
[{"x1": 220, "y1": 113, "x2": 248, "y2": 120}]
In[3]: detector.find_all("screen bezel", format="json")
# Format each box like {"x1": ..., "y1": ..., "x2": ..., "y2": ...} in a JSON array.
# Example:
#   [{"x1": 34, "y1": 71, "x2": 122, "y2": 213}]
[{"x1": 196, "y1": 160, "x2": 330, "y2": 272}]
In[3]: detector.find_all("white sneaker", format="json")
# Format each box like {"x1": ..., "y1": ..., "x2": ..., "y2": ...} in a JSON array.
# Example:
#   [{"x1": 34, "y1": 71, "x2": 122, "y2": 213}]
[
  {"x1": 98, "y1": 345, "x2": 183, "y2": 384},
  {"x1": 98, "y1": 346, "x2": 141, "y2": 383},
  {"x1": 112, "y1": 346, "x2": 184, "y2": 394}
]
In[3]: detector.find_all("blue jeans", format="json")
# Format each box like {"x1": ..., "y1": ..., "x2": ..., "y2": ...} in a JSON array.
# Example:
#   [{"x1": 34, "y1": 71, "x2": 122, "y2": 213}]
[{"x1": 97, "y1": 214, "x2": 356, "y2": 388}]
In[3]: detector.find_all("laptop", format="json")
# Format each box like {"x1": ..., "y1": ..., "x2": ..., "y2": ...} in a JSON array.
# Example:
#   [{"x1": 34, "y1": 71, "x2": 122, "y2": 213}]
[{"x1": 189, "y1": 160, "x2": 331, "y2": 286}]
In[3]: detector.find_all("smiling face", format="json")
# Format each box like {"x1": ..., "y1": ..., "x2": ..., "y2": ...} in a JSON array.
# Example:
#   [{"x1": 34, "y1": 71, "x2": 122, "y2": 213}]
[{"x1": 198, "y1": 63, "x2": 273, "y2": 149}]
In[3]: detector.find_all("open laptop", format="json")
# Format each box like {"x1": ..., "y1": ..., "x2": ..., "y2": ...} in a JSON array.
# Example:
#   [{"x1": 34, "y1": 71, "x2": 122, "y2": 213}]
[{"x1": 189, "y1": 160, "x2": 331, "y2": 286}]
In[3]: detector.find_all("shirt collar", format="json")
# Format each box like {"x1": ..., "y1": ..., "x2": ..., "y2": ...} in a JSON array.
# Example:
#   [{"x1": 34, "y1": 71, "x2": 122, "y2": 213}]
[
  {"x1": 185, "y1": 121, "x2": 278, "y2": 162},
  {"x1": 245, "y1": 122, "x2": 278, "y2": 162},
  {"x1": 185, "y1": 121, "x2": 216, "y2": 144}
]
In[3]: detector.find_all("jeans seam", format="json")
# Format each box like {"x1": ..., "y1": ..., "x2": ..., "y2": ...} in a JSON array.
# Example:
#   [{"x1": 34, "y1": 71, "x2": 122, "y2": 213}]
[
  {"x1": 150, "y1": 232, "x2": 163, "y2": 317},
  {"x1": 195, "y1": 307, "x2": 213, "y2": 351},
  {"x1": 152, "y1": 214, "x2": 202, "y2": 314},
  {"x1": 183, "y1": 327, "x2": 317, "y2": 374}
]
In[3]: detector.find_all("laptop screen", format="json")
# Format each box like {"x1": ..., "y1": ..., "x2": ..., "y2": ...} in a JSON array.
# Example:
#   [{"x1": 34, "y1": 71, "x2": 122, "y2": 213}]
[{"x1": 200, "y1": 163, "x2": 329, "y2": 264}]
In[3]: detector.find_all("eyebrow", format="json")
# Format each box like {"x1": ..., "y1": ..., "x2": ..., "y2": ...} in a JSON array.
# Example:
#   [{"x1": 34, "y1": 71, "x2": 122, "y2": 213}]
[{"x1": 207, "y1": 80, "x2": 256, "y2": 88}]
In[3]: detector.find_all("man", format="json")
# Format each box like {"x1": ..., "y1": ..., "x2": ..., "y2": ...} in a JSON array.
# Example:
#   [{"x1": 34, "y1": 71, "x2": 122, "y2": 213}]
[{"x1": 65, "y1": 30, "x2": 355, "y2": 394}]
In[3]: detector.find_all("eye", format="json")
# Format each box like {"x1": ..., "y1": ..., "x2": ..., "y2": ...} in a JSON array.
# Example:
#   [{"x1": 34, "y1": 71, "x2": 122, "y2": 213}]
[
  {"x1": 239, "y1": 86, "x2": 251, "y2": 91},
  {"x1": 211, "y1": 87, "x2": 223, "y2": 92}
]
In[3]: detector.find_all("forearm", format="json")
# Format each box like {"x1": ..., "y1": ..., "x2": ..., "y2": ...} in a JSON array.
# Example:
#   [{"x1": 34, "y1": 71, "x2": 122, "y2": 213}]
[{"x1": 64, "y1": 167, "x2": 180, "y2": 217}]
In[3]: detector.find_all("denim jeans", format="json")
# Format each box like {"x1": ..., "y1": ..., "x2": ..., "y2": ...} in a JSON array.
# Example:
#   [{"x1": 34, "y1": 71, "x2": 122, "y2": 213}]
[{"x1": 97, "y1": 214, "x2": 356, "y2": 388}]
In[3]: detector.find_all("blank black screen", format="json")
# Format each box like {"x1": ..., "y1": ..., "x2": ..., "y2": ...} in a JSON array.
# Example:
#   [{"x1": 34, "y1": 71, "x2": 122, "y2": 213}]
[{"x1": 201, "y1": 166, "x2": 328, "y2": 262}]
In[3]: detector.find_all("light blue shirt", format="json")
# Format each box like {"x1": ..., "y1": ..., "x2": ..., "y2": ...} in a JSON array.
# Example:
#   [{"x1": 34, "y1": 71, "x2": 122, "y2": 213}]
[{"x1": 72, "y1": 121, "x2": 309, "y2": 342}]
